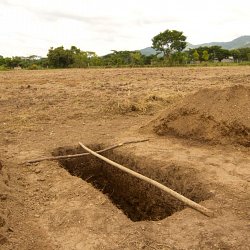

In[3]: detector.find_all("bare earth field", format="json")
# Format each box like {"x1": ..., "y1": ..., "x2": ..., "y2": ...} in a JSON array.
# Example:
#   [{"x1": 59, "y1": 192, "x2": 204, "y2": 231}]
[{"x1": 0, "y1": 67, "x2": 250, "y2": 249}]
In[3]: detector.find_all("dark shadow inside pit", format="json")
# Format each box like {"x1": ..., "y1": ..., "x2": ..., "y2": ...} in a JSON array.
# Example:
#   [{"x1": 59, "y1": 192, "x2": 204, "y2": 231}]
[{"x1": 52, "y1": 145, "x2": 211, "y2": 222}]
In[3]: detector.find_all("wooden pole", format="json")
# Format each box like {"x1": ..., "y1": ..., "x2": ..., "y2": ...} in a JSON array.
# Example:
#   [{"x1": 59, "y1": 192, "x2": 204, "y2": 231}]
[
  {"x1": 79, "y1": 142, "x2": 214, "y2": 217},
  {"x1": 23, "y1": 139, "x2": 149, "y2": 164}
]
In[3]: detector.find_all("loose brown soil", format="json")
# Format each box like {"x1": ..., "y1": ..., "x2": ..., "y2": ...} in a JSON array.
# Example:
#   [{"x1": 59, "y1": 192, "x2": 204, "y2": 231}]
[
  {"x1": 147, "y1": 85, "x2": 250, "y2": 146},
  {"x1": 0, "y1": 67, "x2": 250, "y2": 249}
]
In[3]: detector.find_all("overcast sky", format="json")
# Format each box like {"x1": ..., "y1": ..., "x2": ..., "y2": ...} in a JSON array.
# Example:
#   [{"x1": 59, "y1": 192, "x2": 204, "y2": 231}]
[{"x1": 0, "y1": 0, "x2": 249, "y2": 57}]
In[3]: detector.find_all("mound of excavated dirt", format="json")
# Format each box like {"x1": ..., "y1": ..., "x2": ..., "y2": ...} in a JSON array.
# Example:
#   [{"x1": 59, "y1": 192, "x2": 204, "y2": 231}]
[{"x1": 149, "y1": 85, "x2": 250, "y2": 146}]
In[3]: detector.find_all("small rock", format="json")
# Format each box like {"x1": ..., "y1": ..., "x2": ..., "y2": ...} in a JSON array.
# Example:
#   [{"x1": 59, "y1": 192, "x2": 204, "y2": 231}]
[
  {"x1": 7, "y1": 227, "x2": 14, "y2": 232},
  {"x1": 0, "y1": 194, "x2": 7, "y2": 201},
  {"x1": 37, "y1": 177, "x2": 45, "y2": 182},
  {"x1": 34, "y1": 169, "x2": 41, "y2": 174}
]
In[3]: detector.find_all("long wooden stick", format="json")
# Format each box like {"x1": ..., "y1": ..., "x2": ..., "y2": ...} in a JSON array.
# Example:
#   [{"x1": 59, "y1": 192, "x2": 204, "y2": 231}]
[
  {"x1": 79, "y1": 142, "x2": 214, "y2": 217},
  {"x1": 24, "y1": 139, "x2": 149, "y2": 164}
]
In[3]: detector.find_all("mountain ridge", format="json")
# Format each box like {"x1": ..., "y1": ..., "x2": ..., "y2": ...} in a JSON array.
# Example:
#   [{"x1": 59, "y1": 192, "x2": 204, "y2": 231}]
[
  {"x1": 140, "y1": 35, "x2": 250, "y2": 56},
  {"x1": 187, "y1": 35, "x2": 250, "y2": 49}
]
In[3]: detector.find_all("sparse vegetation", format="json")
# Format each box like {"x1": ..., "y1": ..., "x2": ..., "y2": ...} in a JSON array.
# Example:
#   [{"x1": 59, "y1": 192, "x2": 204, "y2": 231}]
[
  {"x1": 104, "y1": 92, "x2": 183, "y2": 115},
  {"x1": 1, "y1": 34, "x2": 250, "y2": 70}
]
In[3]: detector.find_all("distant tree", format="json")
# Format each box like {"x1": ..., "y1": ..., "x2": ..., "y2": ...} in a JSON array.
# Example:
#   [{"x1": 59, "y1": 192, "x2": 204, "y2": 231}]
[
  {"x1": 4, "y1": 56, "x2": 22, "y2": 68},
  {"x1": 70, "y1": 49, "x2": 88, "y2": 68},
  {"x1": 102, "y1": 50, "x2": 133, "y2": 66},
  {"x1": 70, "y1": 46, "x2": 81, "y2": 54},
  {"x1": 142, "y1": 54, "x2": 155, "y2": 65},
  {"x1": 89, "y1": 52, "x2": 103, "y2": 66},
  {"x1": 170, "y1": 52, "x2": 188, "y2": 65},
  {"x1": 0, "y1": 56, "x2": 5, "y2": 66},
  {"x1": 188, "y1": 46, "x2": 230, "y2": 62},
  {"x1": 238, "y1": 47, "x2": 250, "y2": 61},
  {"x1": 38, "y1": 58, "x2": 49, "y2": 68},
  {"x1": 152, "y1": 29, "x2": 187, "y2": 58},
  {"x1": 217, "y1": 49, "x2": 230, "y2": 62},
  {"x1": 230, "y1": 49, "x2": 240, "y2": 62},
  {"x1": 202, "y1": 50, "x2": 209, "y2": 61},
  {"x1": 47, "y1": 46, "x2": 74, "y2": 68},
  {"x1": 47, "y1": 46, "x2": 104, "y2": 68},
  {"x1": 69, "y1": 47, "x2": 100, "y2": 67},
  {"x1": 208, "y1": 46, "x2": 229, "y2": 62},
  {"x1": 130, "y1": 51, "x2": 144, "y2": 65},
  {"x1": 193, "y1": 50, "x2": 200, "y2": 62}
]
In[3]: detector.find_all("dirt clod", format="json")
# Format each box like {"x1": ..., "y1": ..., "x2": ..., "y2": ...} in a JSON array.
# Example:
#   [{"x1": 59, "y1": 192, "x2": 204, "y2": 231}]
[
  {"x1": 0, "y1": 216, "x2": 6, "y2": 227},
  {"x1": 0, "y1": 234, "x2": 7, "y2": 245}
]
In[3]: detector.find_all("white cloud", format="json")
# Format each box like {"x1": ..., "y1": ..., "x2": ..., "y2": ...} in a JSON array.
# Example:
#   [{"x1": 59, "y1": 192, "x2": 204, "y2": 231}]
[{"x1": 0, "y1": 0, "x2": 249, "y2": 56}]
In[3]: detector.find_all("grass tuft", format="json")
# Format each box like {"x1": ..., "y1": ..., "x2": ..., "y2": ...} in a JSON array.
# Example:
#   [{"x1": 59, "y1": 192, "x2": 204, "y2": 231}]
[{"x1": 104, "y1": 92, "x2": 183, "y2": 115}]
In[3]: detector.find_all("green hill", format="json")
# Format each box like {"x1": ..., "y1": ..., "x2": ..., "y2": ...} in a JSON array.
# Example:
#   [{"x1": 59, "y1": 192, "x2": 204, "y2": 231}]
[
  {"x1": 187, "y1": 36, "x2": 250, "y2": 50},
  {"x1": 140, "y1": 36, "x2": 250, "y2": 56}
]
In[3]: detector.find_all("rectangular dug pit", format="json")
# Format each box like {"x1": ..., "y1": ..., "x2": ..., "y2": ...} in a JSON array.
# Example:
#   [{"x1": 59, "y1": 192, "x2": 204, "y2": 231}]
[{"x1": 52, "y1": 145, "x2": 211, "y2": 222}]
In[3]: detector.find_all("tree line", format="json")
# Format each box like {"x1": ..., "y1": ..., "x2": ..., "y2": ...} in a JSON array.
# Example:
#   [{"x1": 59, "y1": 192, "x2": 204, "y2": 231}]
[{"x1": 1, "y1": 30, "x2": 250, "y2": 70}]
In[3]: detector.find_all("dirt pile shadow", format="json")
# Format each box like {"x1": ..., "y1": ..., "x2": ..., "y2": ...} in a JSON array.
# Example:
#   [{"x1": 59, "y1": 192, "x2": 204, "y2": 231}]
[
  {"x1": 53, "y1": 145, "x2": 211, "y2": 221},
  {"x1": 146, "y1": 85, "x2": 250, "y2": 146}
]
